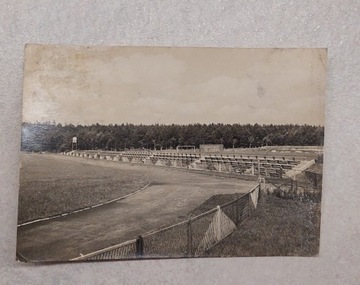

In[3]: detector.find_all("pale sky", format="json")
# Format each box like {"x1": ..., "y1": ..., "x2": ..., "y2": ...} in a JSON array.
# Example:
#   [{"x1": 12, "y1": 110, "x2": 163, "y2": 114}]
[{"x1": 22, "y1": 45, "x2": 326, "y2": 126}]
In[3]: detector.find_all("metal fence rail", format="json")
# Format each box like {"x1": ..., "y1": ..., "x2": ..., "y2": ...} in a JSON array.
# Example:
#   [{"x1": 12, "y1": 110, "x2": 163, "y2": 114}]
[{"x1": 71, "y1": 183, "x2": 262, "y2": 261}]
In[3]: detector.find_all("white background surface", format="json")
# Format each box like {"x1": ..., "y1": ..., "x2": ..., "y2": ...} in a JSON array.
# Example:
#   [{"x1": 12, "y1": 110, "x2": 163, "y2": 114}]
[{"x1": 1, "y1": 1, "x2": 359, "y2": 284}]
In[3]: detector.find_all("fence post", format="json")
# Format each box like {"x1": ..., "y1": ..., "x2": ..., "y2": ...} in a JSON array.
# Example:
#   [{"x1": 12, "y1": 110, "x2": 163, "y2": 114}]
[
  {"x1": 257, "y1": 183, "x2": 261, "y2": 201},
  {"x1": 258, "y1": 179, "x2": 262, "y2": 200},
  {"x1": 259, "y1": 178, "x2": 266, "y2": 200},
  {"x1": 216, "y1": 206, "x2": 221, "y2": 240},
  {"x1": 235, "y1": 199, "x2": 239, "y2": 226},
  {"x1": 136, "y1": 235, "x2": 144, "y2": 257},
  {"x1": 187, "y1": 218, "x2": 193, "y2": 257},
  {"x1": 263, "y1": 178, "x2": 266, "y2": 193}
]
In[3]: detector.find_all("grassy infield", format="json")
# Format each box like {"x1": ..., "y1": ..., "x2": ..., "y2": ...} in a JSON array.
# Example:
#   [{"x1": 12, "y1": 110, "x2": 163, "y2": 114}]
[
  {"x1": 18, "y1": 154, "x2": 148, "y2": 224},
  {"x1": 19, "y1": 154, "x2": 320, "y2": 256}
]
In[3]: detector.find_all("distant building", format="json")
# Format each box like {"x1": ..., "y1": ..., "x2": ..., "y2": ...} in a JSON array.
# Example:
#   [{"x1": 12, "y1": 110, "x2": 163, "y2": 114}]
[
  {"x1": 176, "y1": 145, "x2": 195, "y2": 152},
  {"x1": 199, "y1": 144, "x2": 224, "y2": 152}
]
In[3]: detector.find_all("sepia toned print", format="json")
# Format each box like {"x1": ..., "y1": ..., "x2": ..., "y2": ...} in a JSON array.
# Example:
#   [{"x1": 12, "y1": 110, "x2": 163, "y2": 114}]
[{"x1": 17, "y1": 45, "x2": 326, "y2": 262}]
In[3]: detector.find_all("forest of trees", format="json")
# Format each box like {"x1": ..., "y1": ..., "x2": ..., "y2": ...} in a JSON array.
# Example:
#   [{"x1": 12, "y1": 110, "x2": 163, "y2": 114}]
[{"x1": 21, "y1": 122, "x2": 324, "y2": 153}]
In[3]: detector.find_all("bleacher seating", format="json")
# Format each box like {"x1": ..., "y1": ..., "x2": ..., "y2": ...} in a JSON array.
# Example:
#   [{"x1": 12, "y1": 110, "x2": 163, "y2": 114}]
[
  {"x1": 199, "y1": 154, "x2": 299, "y2": 178},
  {"x1": 70, "y1": 150, "x2": 302, "y2": 178}
]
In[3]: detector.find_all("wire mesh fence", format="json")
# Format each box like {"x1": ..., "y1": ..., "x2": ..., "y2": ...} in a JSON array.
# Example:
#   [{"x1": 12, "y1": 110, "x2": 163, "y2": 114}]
[
  {"x1": 71, "y1": 183, "x2": 261, "y2": 261},
  {"x1": 266, "y1": 177, "x2": 321, "y2": 201},
  {"x1": 70, "y1": 239, "x2": 138, "y2": 261},
  {"x1": 220, "y1": 200, "x2": 238, "y2": 224},
  {"x1": 142, "y1": 221, "x2": 189, "y2": 258},
  {"x1": 194, "y1": 206, "x2": 237, "y2": 256},
  {"x1": 190, "y1": 209, "x2": 217, "y2": 256}
]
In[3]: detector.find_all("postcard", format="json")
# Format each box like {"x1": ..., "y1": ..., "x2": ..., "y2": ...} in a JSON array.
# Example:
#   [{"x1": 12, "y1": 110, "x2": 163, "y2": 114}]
[{"x1": 17, "y1": 45, "x2": 326, "y2": 262}]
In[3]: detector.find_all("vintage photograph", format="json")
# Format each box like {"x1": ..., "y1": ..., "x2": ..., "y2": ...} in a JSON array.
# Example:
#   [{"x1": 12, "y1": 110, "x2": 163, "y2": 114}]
[{"x1": 17, "y1": 46, "x2": 326, "y2": 262}]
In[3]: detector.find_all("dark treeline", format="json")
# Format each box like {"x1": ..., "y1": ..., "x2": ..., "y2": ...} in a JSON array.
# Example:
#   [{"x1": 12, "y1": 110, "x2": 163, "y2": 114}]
[{"x1": 21, "y1": 122, "x2": 324, "y2": 152}]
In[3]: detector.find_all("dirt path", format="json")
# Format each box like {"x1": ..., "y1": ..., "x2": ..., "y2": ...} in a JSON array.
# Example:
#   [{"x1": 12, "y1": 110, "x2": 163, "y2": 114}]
[{"x1": 17, "y1": 155, "x2": 256, "y2": 262}]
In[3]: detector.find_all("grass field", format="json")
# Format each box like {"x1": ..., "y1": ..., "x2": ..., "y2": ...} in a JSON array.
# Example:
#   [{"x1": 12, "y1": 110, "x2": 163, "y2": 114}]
[
  {"x1": 204, "y1": 194, "x2": 321, "y2": 256},
  {"x1": 18, "y1": 153, "x2": 149, "y2": 224}
]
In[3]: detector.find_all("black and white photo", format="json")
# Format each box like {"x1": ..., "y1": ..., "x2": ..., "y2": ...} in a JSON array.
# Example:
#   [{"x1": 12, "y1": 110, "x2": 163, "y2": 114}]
[{"x1": 17, "y1": 45, "x2": 326, "y2": 262}]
